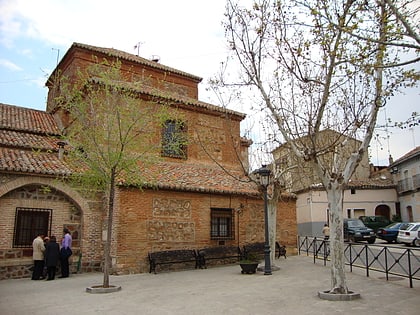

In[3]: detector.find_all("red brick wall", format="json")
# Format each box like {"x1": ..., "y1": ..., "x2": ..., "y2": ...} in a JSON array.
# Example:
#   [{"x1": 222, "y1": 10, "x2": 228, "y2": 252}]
[
  {"x1": 115, "y1": 188, "x2": 296, "y2": 274},
  {"x1": 47, "y1": 46, "x2": 200, "y2": 113}
]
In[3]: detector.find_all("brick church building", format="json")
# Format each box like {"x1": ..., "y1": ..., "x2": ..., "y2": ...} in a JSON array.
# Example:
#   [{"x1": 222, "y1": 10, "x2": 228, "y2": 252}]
[{"x1": 0, "y1": 43, "x2": 296, "y2": 279}]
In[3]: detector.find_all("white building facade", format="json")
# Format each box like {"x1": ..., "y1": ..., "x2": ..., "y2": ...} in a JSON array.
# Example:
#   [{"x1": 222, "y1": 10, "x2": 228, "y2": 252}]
[
  {"x1": 296, "y1": 182, "x2": 397, "y2": 237},
  {"x1": 390, "y1": 146, "x2": 420, "y2": 222}
]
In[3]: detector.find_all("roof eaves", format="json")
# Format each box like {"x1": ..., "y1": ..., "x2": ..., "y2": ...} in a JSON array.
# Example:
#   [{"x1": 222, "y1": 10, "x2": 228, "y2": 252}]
[
  {"x1": 390, "y1": 146, "x2": 420, "y2": 167},
  {"x1": 135, "y1": 182, "x2": 260, "y2": 197},
  {"x1": 90, "y1": 77, "x2": 246, "y2": 119}
]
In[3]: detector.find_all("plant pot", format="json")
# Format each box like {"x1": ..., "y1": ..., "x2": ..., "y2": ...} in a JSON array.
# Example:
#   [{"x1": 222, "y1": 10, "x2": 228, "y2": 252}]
[{"x1": 240, "y1": 262, "x2": 259, "y2": 274}]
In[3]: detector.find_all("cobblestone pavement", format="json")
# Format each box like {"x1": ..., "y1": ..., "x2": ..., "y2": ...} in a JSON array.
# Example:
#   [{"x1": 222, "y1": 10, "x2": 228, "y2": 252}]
[{"x1": 0, "y1": 255, "x2": 418, "y2": 315}]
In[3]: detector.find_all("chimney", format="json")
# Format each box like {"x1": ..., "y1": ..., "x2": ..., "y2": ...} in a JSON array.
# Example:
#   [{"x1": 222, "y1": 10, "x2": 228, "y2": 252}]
[{"x1": 57, "y1": 141, "x2": 66, "y2": 160}]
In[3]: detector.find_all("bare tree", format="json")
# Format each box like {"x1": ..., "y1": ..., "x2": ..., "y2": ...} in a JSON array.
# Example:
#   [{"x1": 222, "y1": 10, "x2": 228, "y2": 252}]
[{"x1": 220, "y1": 0, "x2": 419, "y2": 295}]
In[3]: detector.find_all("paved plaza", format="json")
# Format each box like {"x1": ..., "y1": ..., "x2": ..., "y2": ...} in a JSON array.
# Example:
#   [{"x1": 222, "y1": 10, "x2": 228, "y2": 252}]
[{"x1": 0, "y1": 255, "x2": 418, "y2": 315}]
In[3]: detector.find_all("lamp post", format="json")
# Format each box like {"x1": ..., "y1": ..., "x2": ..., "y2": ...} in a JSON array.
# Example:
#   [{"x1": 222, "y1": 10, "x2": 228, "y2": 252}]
[{"x1": 256, "y1": 165, "x2": 272, "y2": 275}]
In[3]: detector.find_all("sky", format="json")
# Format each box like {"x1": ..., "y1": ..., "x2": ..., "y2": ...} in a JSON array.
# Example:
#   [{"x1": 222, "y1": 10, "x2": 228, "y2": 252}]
[{"x1": 0, "y1": 0, "x2": 419, "y2": 166}]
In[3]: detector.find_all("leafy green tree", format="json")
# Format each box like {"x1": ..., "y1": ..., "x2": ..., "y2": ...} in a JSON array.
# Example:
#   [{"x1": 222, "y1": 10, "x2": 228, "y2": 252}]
[
  {"x1": 56, "y1": 60, "x2": 180, "y2": 288},
  {"x1": 220, "y1": 0, "x2": 419, "y2": 295}
]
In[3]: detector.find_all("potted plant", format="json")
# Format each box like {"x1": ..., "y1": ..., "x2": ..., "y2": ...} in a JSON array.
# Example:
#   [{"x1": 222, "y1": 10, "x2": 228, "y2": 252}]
[{"x1": 239, "y1": 253, "x2": 260, "y2": 274}]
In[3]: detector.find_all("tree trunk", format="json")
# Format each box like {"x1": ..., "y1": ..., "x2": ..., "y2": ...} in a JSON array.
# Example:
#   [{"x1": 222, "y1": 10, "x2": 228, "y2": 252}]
[
  {"x1": 268, "y1": 200, "x2": 277, "y2": 263},
  {"x1": 326, "y1": 182, "x2": 348, "y2": 294},
  {"x1": 103, "y1": 169, "x2": 116, "y2": 288},
  {"x1": 268, "y1": 183, "x2": 281, "y2": 264}
]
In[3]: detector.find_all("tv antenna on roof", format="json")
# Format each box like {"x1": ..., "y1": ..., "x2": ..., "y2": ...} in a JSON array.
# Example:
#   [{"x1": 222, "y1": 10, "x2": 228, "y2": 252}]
[
  {"x1": 134, "y1": 42, "x2": 144, "y2": 56},
  {"x1": 52, "y1": 48, "x2": 60, "y2": 66}
]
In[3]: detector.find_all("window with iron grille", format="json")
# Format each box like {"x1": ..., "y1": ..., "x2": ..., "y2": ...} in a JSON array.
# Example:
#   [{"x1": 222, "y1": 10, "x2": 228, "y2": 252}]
[
  {"x1": 211, "y1": 208, "x2": 234, "y2": 240},
  {"x1": 13, "y1": 208, "x2": 52, "y2": 248},
  {"x1": 161, "y1": 119, "x2": 187, "y2": 159}
]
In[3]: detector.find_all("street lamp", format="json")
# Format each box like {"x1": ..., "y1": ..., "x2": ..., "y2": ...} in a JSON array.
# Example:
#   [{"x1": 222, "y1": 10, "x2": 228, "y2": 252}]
[{"x1": 256, "y1": 165, "x2": 272, "y2": 275}]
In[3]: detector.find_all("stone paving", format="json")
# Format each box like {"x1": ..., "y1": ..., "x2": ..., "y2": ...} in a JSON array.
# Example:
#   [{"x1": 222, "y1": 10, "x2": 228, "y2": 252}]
[{"x1": 0, "y1": 255, "x2": 418, "y2": 315}]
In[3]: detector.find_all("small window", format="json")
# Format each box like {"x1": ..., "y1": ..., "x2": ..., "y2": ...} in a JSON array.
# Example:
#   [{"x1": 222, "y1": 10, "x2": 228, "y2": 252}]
[
  {"x1": 351, "y1": 188, "x2": 356, "y2": 194},
  {"x1": 211, "y1": 208, "x2": 234, "y2": 240},
  {"x1": 13, "y1": 208, "x2": 52, "y2": 248},
  {"x1": 161, "y1": 120, "x2": 187, "y2": 159}
]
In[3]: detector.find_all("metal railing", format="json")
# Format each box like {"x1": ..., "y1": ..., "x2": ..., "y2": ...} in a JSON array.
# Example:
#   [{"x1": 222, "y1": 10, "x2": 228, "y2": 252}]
[{"x1": 298, "y1": 236, "x2": 420, "y2": 288}]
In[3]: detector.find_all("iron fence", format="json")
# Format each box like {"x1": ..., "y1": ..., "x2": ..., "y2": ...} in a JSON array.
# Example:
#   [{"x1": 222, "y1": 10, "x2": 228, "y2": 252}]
[{"x1": 298, "y1": 236, "x2": 420, "y2": 288}]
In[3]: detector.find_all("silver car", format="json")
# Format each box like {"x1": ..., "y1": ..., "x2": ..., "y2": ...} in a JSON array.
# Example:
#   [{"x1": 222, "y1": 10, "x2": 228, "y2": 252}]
[{"x1": 397, "y1": 222, "x2": 420, "y2": 247}]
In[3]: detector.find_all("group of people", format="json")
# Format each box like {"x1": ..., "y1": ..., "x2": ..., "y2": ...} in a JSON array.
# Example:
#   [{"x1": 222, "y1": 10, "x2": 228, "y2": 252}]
[{"x1": 31, "y1": 228, "x2": 73, "y2": 281}]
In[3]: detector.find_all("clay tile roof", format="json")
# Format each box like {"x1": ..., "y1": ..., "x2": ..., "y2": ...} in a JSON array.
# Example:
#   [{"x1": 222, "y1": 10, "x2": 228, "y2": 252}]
[
  {"x1": 138, "y1": 162, "x2": 259, "y2": 196},
  {"x1": 298, "y1": 177, "x2": 396, "y2": 193},
  {"x1": 0, "y1": 103, "x2": 71, "y2": 176},
  {"x1": 347, "y1": 178, "x2": 396, "y2": 189},
  {"x1": 92, "y1": 78, "x2": 246, "y2": 119},
  {"x1": 0, "y1": 103, "x2": 61, "y2": 135},
  {"x1": 0, "y1": 103, "x2": 255, "y2": 195},
  {"x1": 0, "y1": 147, "x2": 72, "y2": 176},
  {"x1": 0, "y1": 129, "x2": 59, "y2": 151}
]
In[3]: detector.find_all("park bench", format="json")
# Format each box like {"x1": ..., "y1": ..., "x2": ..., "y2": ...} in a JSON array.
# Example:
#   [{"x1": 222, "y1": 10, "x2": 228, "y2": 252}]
[
  {"x1": 148, "y1": 249, "x2": 198, "y2": 274},
  {"x1": 196, "y1": 245, "x2": 242, "y2": 269}
]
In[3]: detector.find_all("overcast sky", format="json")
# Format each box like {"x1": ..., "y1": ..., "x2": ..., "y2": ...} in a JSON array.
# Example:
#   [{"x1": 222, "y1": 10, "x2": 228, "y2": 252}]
[{"x1": 0, "y1": 0, "x2": 418, "y2": 166}]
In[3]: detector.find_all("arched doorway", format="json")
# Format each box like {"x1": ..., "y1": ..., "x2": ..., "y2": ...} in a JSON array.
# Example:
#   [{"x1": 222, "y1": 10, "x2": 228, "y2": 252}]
[
  {"x1": 375, "y1": 204, "x2": 390, "y2": 220},
  {"x1": 0, "y1": 176, "x2": 88, "y2": 279}
]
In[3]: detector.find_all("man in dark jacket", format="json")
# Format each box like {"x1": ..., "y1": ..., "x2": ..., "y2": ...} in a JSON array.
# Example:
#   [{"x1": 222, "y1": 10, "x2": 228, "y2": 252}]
[{"x1": 45, "y1": 236, "x2": 60, "y2": 280}]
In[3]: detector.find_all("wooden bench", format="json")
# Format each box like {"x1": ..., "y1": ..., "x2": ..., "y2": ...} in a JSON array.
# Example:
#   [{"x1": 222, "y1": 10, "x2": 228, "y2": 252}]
[
  {"x1": 196, "y1": 245, "x2": 242, "y2": 269},
  {"x1": 148, "y1": 249, "x2": 198, "y2": 274}
]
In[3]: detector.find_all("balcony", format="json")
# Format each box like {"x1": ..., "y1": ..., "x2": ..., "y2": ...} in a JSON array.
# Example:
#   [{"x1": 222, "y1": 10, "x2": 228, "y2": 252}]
[
  {"x1": 397, "y1": 178, "x2": 413, "y2": 193},
  {"x1": 413, "y1": 174, "x2": 420, "y2": 190}
]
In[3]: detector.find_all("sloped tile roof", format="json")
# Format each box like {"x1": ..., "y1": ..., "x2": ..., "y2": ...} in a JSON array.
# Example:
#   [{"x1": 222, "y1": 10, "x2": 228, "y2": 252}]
[
  {"x1": 347, "y1": 178, "x2": 396, "y2": 189},
  {"x1": 0, "y1": 147, "x2": 72, "y2": 176},
  {"x1": 140, "y1": 162, "x2": 259, "y2": 196},
  {"x1": 91, "y1": 78, "x2": 246, "y2": 119},
  {"x1": 0, "y1": 103, "x2": 258, "y2": 196},
  {"x1": 300, "y1": 177, "x2": 396, "y2": 193},
  {"x1": 0, "y1": 103, "x2": 71, "y2": 176},
  {"x1": 0, "y1": 129, "x2": 59, "y2": 151},
  {"x1": 0, "y1": 103, "x2": 61, "y2": 135}
]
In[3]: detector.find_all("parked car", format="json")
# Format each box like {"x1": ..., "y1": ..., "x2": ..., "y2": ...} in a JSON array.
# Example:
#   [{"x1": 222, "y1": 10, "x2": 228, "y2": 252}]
[
  {"x1": 397, "y1": 222, "x2": 420, "y2": 247},
  {"x1": 344, "y1": 218, "x2": 376, "y2": 244},
  {"x1": 376, "y1": 222, "x2": 404, "y2": 243},
  {"x1": 358, "y1": 215, "x2": 391, "y2": 233}
]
